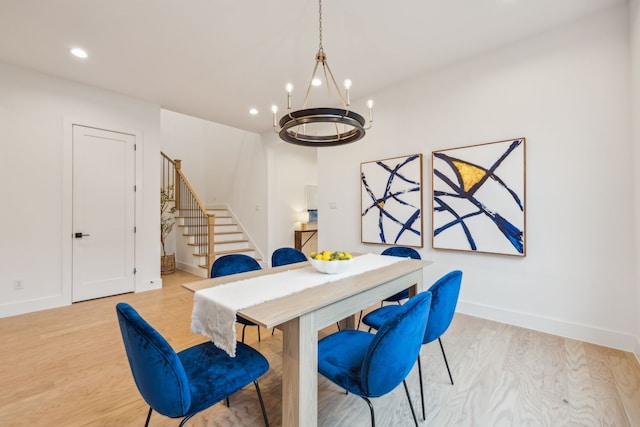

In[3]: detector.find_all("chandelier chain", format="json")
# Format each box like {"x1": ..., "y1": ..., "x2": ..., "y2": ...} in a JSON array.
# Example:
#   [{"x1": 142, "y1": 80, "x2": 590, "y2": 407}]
[{"x1": 318, "y1": 0, "x2": 323, "y2": 52}]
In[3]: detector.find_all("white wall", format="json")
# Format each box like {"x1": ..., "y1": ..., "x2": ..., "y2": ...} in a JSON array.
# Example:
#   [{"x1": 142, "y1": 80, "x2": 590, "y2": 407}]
[
  {"x1": 0, "y1": 62, "x2": 161, "y2": 318},
  {"x1": 161, "y1": 109, "x2": 269, "y2": 268},
  {"x1": 630, "y1": 0, "x2": 640, "y2": 360},
  {"x1": 161, "y1": 109, "x2": 317, "y2": 268},
  {"x1": 318, "y1": 4, "x2": 636, "y2": 351},
  {"x1": 264, "y1": 134, "x2": 318, "y2": 265}
]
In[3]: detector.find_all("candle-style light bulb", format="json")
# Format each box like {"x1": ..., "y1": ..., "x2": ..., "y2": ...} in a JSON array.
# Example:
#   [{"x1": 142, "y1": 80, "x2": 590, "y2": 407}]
[
  {"x1": 271, "y1": 105, "x2": 279, "y2": 128},
  {"x1": 343, "y1": 79, "x2": 352, "y2": 106},
  {"x1": 285, "y1": 83, "x2": 293, "y2": 110},
  {"x1": 367, "y1": 99, "x2": 374, "y2": 122}
]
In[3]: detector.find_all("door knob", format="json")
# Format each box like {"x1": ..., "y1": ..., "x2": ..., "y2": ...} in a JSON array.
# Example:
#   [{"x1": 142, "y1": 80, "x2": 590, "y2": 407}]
[{"x1": 74, "y1": 232, "x2": 90, "y2": 238}]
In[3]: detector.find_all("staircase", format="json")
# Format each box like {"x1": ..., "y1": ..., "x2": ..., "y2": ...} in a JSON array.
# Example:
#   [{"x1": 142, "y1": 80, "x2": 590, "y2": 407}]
[
  {"x1": 177, "y1": 205, "x2": 261, "y2": 274},
  {"x1": 162, "y1": 152, "x2": 262, "y2": 277}
]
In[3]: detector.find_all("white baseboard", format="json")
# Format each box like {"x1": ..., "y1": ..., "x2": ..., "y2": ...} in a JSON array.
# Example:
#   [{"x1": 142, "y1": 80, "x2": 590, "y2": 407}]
[
  {"x1": 0, "y1": 294, "x2": 70, "y2": 319},
  {"x1": 457, "y1": 300, "x2": 636, "y2": 353},
  {"x1": 176, "y1": 261, "x2": 207, "y2": 278}
]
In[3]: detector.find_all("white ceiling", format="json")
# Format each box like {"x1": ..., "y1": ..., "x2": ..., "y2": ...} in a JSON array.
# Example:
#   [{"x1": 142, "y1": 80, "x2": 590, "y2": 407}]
[{"x1": 0, "y1": 0, "x2": 626, "y2": 134}]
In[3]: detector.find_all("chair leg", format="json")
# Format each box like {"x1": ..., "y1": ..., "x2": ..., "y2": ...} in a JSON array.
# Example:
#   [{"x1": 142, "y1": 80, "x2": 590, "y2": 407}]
[
  {"x1": 254, "y1": 381, "x2": 270, "y2": 427},
  {"x1": 257, "y1": 325, "x2": 261, "y2": 342},
  {"x1": 241, "y1": 324, "x2": 247, "y2": 343},
  {"x1": 438, "y1": 337, "x2": 454, "y2": 385},
  {"x1": 356, "y1": 310, "x2": 363, "y2": 330},
  {"x1": 178, "y1": 414, "x2": 195, "y2": 427},
  {"x1": 144, "y1": 407, "x2": 153, "y2": 427},
  {"x1": 417, "y1": 354, "x2": 425, "y2": 420},
  {"x1": 361, "y1": 397, "x2": 376, "y2": 427},
  {"x1": 226, "y1": 397, "x2": 230, "y2": 407},
  {"x1": 402, "y1": 379, "x2": 419, "y2": 427}
]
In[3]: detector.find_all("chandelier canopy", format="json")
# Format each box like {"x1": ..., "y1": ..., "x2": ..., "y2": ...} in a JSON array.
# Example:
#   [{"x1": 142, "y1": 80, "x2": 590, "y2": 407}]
[{"x1": 271, "y1": 0, "x2": 373, "y2": 147}]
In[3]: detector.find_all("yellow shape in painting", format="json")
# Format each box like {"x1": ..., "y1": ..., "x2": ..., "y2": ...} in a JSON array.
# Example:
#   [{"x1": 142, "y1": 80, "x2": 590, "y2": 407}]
[
  {"x1": 377, "y1": 199, "x2": 385, "y2": 208},
  {"x1": 452, "y1": 160, "x2": 487, "y2": 192}
]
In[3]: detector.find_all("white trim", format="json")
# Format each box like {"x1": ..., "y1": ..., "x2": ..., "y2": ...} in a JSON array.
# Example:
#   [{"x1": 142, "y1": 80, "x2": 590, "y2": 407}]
[
  {"x1": 62, "y1": 117, "x2": 144, "y2": 301},
  {"x1": 0, "y1": 295, "x2": 70, "y2": 318},
  {"x1": 457, "y1": 300, "x2": 636, "y2": 352},
  {"x1": 176, "y1": 261, "x2": 207, "y2": 278}
]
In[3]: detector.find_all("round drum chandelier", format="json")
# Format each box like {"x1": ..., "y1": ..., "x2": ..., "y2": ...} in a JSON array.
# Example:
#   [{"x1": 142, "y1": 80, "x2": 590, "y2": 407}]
[{"x1": 271, "y1": 0, "x2": 373, "y2": 147}]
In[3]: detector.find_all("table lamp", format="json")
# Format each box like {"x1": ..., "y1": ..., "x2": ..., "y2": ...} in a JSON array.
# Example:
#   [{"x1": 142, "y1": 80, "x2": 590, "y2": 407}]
[{"x1": 297, "y1": 211, "x2": 310, "y2": 230}]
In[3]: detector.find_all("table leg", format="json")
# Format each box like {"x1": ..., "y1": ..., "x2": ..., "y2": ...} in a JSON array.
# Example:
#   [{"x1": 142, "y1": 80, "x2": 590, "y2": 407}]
[
  {"x1": 281, "y1": 312, "x2": 318, "y2": 426},
  {"x1": 336, "y1": 313, "x2": 356, "y2": 330}
]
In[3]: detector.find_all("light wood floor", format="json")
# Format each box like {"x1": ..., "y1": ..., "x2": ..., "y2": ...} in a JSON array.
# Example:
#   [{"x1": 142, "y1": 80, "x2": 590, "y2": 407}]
[{"x1": 1, "y1": 270, "x2": 639, "y2": 427}]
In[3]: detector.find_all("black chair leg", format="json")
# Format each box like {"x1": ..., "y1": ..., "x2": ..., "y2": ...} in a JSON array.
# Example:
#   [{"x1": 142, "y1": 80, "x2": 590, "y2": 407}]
[
  {"x1": 438, "y1": 337, "x2": 454, "y2": 385},
  {"x1": 417, "y1": 354, "x2": 425, "y2": 420},
  {"x1": 361, "y1": 397, "x2": 376, "y2": 427},
  {"x1": 254, "y1": 381, "x2": 270, "y2": 427},
  {"x1": 257, "y1": 326, "x2": 261, "y2": 342},
  {"x1": 402, "y1": 379, "x2": 419, "y2": 427},
  {"x1": 356, "y1": 310, "x2": 363, "y2": 330},
  {"x1": 144, "y1": 407, "x2": 153, "y2": 427},
  {"x1": 226, "y1": 397, "x2": 230, "y2": 407},
  {"x1": 178, "y1": 414, "x2": 195, "y2": 427}
]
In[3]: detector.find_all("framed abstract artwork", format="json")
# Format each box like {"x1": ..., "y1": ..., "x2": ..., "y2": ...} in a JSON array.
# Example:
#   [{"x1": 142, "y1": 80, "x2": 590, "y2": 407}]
[
  {"x1": 361, "y1": 154, "x2": 423, "y2": 247},
  {"x1": 432, "y1": 138, "x2": 526, "y2": 256}
]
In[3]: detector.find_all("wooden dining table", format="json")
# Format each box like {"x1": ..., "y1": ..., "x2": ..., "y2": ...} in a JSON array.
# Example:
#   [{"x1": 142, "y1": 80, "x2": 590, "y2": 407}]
[{"x1": 183, "y1": 256, "x2": 432, "y2": 427}]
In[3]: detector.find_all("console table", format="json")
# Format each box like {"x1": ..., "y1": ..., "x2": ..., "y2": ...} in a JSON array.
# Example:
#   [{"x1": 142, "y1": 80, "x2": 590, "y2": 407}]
[{"x1": 294, "y1": 228, "x2": 318, "y2": 252}]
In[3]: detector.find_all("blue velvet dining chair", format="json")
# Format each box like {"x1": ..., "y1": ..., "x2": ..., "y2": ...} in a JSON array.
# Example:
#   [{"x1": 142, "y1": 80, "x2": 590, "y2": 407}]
[
  {"x1": 380, "y1": 246, "x2": 422, "y2": 303},
  {"x1": 210, "y1": 254, "x2": 262, "y2": 342},
  {"x1": 362, "y1": 270, "x2": 463, "y2": 420},
  {"x1": 356, "y1": 246, "x2": 422, "y2": 329},
  {"x1": 271, "y1": 247, "x2": 307, "y2": 267},
  {"x1": 115, "y1": 302, "x2": 270, "y2": 427},
  {"x1": 317, "y1": 291, "x2": 433, "y2": 427}
]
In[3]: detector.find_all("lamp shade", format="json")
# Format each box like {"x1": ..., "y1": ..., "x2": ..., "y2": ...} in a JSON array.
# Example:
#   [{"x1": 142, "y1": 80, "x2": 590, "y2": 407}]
[{"x1": 297, "y1": 211, "x2": 310, "y2": 223}]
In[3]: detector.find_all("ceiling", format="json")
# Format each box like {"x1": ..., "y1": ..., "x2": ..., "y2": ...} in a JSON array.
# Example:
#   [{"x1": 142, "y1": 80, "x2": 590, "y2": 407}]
[{"x1": 0, "y1": 0, "x2": 626, "y2": 134}]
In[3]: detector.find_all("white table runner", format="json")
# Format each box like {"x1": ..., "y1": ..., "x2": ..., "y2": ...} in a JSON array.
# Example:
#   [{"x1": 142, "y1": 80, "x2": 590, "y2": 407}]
[{"x1": 191, "y1": 253, "x2": 404, "y2": 356}]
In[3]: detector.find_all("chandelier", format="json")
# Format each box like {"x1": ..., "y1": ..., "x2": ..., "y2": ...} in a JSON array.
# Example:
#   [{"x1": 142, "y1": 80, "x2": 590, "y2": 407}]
[{"x1": 271, "y1": 0, "x2": 373, "y2": 147}]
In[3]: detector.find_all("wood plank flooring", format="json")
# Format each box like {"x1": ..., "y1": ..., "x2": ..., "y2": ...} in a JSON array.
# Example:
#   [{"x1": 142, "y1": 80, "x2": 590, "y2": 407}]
[{"x1": 0, "y1": 270, "x2": 638, "y2": 426}]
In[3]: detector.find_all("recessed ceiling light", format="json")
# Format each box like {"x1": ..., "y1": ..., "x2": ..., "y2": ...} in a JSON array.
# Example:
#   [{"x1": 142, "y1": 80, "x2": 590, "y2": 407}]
[
  {"x1": 249, "y1": 108, "x2": 258, "y2": 115},
  {"x1": 70, "y1": 47, "x2": 88, "y2": 59}
]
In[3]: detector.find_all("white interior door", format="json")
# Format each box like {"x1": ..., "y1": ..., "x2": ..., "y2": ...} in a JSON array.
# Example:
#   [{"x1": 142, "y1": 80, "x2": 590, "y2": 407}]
[{"x1": 72, "y1": 125, "x2": 135, "y2": 302}]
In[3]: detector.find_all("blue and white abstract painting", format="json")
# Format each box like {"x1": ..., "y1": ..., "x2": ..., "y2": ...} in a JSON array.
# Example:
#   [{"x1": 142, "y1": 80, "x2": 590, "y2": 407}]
[
  {"x1": 361, "y1": 154, "x2": 423, "y2": 247},
  {"x1": 432, "y1": 138, "x2": 526, "y2": 256}
]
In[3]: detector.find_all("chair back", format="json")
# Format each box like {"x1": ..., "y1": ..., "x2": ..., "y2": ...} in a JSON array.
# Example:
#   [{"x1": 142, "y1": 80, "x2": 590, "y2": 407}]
[
  {"x1": 381, "y1": 246, "x2": 421, "y2": 260},
  {"x1": 361, "y1": 291, "x2": 432, "y2": 397},
  {"x1": 211, "y1": 254, "x2": 261, "y2": 278},
  {"x1": 271, "y1": 247, "x2": 307, "y2": 267},
  {"x1": 424, "y1": 270, "x2": 463, "y2": 344},
  {"x1": 115, "y1": 302, "x2": 191, "y2": 418}
]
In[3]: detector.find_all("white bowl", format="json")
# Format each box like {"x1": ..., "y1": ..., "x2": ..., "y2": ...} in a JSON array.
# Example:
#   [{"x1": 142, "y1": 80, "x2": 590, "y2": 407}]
[{"x1": 309, "y1": 257, "x2": 354, "y2": 274}]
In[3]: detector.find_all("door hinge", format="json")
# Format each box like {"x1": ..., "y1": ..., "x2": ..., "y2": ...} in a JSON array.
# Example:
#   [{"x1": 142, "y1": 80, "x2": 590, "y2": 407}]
[
  {"x1": 134, "y1": 185, "x2": 137, "y2": 192},
  {"x1": 134, "y1": 226, "x2": 137, "y2": 233},
  {"x1": 134, "y1": 143, "x2": 137, "y2": 151},
  {"x1": 133, "y1": 268, "x2": 137, "y2": 274}
]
